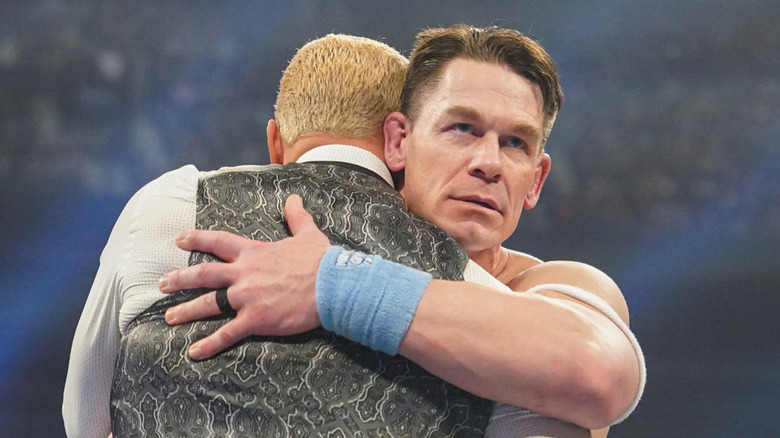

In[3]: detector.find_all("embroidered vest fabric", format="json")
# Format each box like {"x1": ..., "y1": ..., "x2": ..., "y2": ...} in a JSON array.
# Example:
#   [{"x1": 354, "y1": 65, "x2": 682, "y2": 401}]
[{"x1": 111, "y1": 163, "x2": 492, "y2": 437}]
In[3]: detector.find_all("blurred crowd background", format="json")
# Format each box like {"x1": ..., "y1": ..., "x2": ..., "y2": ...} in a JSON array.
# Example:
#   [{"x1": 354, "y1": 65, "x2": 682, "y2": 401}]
[{"x1": 1, "y1": 1, "x2": 778, "y2": 436}]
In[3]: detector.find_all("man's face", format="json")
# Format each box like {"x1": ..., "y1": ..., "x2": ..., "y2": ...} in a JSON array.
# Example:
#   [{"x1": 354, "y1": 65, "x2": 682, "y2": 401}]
[{"x1": 388, "y1": 58, "x2": 551, "y2": 255}]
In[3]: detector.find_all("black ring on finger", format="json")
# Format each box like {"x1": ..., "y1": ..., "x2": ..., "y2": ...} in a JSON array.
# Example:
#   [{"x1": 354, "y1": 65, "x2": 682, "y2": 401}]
[{"x1": 215, "y1": 288, "x2": 237, "y2": 318}]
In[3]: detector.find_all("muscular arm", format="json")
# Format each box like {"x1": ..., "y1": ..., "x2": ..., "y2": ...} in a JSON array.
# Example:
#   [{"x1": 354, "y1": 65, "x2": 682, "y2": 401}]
[
  {"x1": 161, "y1": 196, "x2": 642, "y2": 430},
  {"x1": 399, "y1": 261, "x2": 639, "y2": 429}
]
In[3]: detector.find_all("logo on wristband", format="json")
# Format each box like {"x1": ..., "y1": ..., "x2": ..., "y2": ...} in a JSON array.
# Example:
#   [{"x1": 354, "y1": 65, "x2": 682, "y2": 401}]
[{"x1": 335, "y1": 250, "x2": 373, "y2": 268}]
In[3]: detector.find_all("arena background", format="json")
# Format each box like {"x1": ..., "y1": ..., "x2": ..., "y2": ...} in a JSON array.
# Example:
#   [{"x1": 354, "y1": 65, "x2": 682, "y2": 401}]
[{"x1": 1, "y1": 1, "x2": 778, "y2": 436}]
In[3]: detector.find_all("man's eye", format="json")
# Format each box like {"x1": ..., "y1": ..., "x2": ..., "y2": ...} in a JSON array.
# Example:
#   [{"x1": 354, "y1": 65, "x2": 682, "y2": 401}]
[
  {"x1": 453, "y1": 123, "x2": 471, "y2": 133},
  {"x1": 505, "y1": 137, "x2": 526, "y2": 149}
]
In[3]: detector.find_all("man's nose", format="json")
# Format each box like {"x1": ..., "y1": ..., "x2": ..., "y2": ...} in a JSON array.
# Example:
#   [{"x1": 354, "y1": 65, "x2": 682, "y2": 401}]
[{"x1": 467, "y1": 136, "x2": 502, "y2": 182}]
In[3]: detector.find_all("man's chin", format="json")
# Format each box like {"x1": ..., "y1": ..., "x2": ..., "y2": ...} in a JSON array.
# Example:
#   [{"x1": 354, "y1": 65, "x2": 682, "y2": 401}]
[{"x1": 445, "y1": 225, "x2": 498, "y2": 254}]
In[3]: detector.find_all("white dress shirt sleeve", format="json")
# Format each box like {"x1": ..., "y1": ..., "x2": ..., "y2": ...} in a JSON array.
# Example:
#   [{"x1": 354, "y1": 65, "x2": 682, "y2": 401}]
[{"x1": 62, "y1": 165, "x2": 199, "y2": 438}]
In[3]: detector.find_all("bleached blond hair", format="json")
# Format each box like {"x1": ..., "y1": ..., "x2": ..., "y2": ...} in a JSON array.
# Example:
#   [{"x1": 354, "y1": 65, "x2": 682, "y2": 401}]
[{"x1": 274, "y1": 34, "x2": 408, "y2": 145}]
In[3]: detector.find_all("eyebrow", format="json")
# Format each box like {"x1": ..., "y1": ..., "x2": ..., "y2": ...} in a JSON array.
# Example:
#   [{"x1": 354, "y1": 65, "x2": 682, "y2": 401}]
[
  {"x1": 444, "y1": 105, "x2": 543, "y2": 142},
  {"x1": 444, "y1": 105, "x2": 482, "y2": 123}
]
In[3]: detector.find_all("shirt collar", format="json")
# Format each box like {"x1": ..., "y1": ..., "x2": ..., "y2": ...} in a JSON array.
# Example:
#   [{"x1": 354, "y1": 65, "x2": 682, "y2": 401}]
[{"x1": 296, "y1": 144, "x2": 394, "y2": 188}]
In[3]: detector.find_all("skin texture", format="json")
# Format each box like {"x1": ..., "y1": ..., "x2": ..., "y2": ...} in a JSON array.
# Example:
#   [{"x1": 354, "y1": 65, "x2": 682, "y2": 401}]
[{"x1": 384, "y1": 58, "x2": 551, "y2": 273}]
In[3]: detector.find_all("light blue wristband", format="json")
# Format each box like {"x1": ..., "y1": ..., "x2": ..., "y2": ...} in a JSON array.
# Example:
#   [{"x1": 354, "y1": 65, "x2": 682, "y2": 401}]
[{"x1": 316, "y1": 246, "x2": 433, "y2": 355}]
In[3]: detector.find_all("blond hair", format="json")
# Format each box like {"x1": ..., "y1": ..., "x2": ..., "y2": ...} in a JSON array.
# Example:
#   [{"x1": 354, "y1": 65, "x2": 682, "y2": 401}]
[{"x1": 274, "y1": 34, "x2": 408, "y2": 145}]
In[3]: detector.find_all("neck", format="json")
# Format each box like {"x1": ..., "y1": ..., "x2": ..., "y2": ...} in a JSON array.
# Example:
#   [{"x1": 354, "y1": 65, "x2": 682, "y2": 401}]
[
  {"x1": 470, "y1": 245, "x2": 544, "y2": 286},
  {"x1": 285, "y1": 135, "x2": 385, "y2": 163},
  {"x1": 468, "y1": 246, "x2": 512, "y2": 282}
]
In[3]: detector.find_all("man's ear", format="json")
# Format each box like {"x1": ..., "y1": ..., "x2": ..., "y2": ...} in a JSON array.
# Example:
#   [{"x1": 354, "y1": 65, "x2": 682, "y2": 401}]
[
  {"x1": 266, "y1": 119, "x2": 284, "y2": 164},
  {"x1": 383, "y1": 112, "x2": 410, "y2": 172},
  {"x1": 524, "y1": 152, "x2": 552, "y2": 209}
]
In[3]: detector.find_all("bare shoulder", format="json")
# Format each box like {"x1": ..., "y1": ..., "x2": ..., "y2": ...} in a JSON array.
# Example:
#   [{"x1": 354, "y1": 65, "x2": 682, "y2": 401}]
[{"x1": 507, "y1": 259, "x2": 630, "y2": 325}]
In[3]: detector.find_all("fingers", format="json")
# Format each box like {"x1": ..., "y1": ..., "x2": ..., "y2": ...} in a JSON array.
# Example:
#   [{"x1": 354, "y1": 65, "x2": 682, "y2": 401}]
[
  {"x1": 188, "y1": 316, "x2": 252, "y2": 361},
  {"x1": 284, "y1": 194, "x2": 320, "y2": 237},
  {"x1": 159, "y1": 262, "x2": 233, "y2": 293},
  {"x1": 175, "y1": 229, "x2": 254, "y2": 262},
  {"x1": 165, "y1": 289, "x2": 223, "y2": 324},
  {"x1": 165, "y1": 289, "x2": 250, "y2": 360},
  {"x1": 164, "y1": 289, "x2": 251, "y2": 360}
]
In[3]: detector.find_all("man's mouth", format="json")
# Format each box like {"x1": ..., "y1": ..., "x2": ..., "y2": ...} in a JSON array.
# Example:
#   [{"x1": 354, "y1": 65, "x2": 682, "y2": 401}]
[{"x1": 456, "y1": 196, "x2": 501, "y2": 214}]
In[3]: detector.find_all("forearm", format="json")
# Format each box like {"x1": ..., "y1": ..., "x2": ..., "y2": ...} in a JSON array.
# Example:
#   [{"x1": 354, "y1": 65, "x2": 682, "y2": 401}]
[
  {"x1": 159, "y1": 223, "x2": 643, "y2": 428},
  {"x1": 312, "y1": 247, "x2": 640, "y2": 428},
  {"x1": 398, "y1": 279, "x2": 639, "y2": 429}
]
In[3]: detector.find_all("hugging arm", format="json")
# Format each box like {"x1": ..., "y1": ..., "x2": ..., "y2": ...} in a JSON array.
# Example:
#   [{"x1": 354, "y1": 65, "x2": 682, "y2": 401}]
[{"x1": 161, "y1": 196, "x2": 643, "y2": 430}]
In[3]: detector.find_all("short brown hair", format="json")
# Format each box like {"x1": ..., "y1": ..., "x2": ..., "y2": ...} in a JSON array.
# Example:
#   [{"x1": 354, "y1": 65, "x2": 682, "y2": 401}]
[
  {"x1": 401, "y1": 25, "x2": 563, "y2": 148},
  {"x1": 275, "y1": 34, "x2": 408, "y2": 145}
]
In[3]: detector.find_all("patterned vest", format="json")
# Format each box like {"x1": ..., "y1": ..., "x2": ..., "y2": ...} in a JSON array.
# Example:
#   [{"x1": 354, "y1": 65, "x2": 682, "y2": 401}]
[{"x1": 111, "y1": 163, "x2": 493, "y2": 437}]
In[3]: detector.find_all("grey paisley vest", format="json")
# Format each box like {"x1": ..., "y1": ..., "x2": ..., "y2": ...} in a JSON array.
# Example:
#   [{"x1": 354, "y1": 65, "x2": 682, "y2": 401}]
[{"x1": 111, "y1": 163, "x2": 493, "y2": 437}]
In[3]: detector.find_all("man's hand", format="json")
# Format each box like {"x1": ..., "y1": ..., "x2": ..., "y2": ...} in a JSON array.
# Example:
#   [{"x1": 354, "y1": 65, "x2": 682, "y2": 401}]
[{"x1": 158, "y1": 194, "x2": 330, "y2": 360}]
